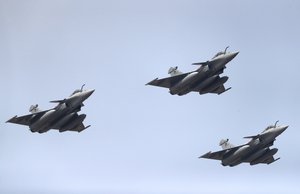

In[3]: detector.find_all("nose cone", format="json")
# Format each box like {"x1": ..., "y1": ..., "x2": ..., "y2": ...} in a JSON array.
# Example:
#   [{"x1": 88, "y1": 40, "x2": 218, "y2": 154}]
[
  {"x1": 82, "y1": 89, "x2": 95, "y2": 100},
  {"x1": 276, "y1": 125, "x2": 288, "y2": 136},
  {"x1": 226, "y1": 51, "x2": 239, "y2": 61},
  {"x1": 280, "y1": 125, "x2": 288, "y2": 132}
]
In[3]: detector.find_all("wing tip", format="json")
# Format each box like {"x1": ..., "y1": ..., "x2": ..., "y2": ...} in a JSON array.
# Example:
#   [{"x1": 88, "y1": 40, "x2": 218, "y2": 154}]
[
  {"x1": 6, "y1": 115, "x2": 18, "y2": 123},
  {"x1": 78, "y1": 125, "x2": 91, "y2": 132},
  {"x1": 146, "y1": 78, "x2": 159, "y2": 85},
  {"x1": 266, "y1": 157, "x2": 280, "y2": 165},
  {"x1": 218, "y1": 87, "x2": 232, "y2": 95},
  {"x1": 199, "y1": 151, "x2": 212, "y2": 159}
]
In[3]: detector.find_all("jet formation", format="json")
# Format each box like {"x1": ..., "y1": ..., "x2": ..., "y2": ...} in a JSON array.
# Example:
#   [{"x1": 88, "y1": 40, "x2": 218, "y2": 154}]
[
  {"x1": 6, "y1": 84, "x2": 94, "y2": 133},
  {"x1": 146, "y1": 47, "x2": 238, "y2": 95},
  {"x1": 199, "y1": 121, "x2": 288, "y2": 166},
  {"x1": 5, "y1": 47, "x2": 289, "y2": 166}
]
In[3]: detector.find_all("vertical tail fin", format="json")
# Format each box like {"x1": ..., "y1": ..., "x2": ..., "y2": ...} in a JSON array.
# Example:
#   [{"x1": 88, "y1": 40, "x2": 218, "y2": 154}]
[
  {"x1": 219, "y1": 139, "x2": 235, "y2": 150},
  {"x1": 168, "y1": 66, "x2": 182, "y2": 76}
]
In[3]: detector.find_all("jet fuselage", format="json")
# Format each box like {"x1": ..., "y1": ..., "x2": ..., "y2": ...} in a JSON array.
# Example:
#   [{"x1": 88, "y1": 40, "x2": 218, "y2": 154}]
[
  {"x1": 29, "y1": 89, "x2": 94, "y2": 133},
  {"x1": 169, "y1": 52, "x2": 238, "y2": 95},
  {"x1": 221, "y1": 125, "x2": 288, "y2": 166}
]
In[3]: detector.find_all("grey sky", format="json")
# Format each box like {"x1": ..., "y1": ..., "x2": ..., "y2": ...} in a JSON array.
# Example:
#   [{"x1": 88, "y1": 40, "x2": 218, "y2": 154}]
[{"x1": 1, "y1": 0, "x2": 300, "y2": 193}]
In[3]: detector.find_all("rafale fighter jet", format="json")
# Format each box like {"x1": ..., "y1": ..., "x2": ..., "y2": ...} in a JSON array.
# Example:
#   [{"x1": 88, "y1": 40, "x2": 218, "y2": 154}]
[
  {"x1": 6, "y1": 85, "x2": 94, "y2": 133},
  {"x1": 199, "y1": 121, "x2": 288, "y2": 167},
  {"x1": 146, "y1": 47, "x2": 238, "y2": 95}
]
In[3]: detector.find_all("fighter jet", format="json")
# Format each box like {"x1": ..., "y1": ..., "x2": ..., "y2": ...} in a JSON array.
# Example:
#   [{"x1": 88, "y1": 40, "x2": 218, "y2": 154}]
[
  {"x1": 6, "y1": 84, "x2": 94, "y2": 133},
  {"x1": 146, "y1": 47, "x2": 239, "y2": 96},
  {"x1": 199, "y1": 121, "x2": 288, "y2": 166}
]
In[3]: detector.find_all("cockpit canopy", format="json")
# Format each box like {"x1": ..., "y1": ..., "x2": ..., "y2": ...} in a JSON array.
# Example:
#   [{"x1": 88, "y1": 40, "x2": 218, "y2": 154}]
[
  {"x1": 70, "y1": 84, "x2": 85, "y2": 96},
  {"x1": 212, "y1": 51, "x2": 225, "y2": 59},
  {"x1": 263, "y1": 125, "x2": 275, "y2": 132},
  {"x1": 70, "y1": 89, "x2": 82, "y2": 96},
  {"x1": 212, "y1": 46, "x2": 229, "y2": 59},
  {"x1": 263, "y1": 121, "x2": 279, "y2": 132}
]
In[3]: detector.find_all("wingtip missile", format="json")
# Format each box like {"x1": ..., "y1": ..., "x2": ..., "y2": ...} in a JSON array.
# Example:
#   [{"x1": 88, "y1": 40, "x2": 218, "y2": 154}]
[
  {"x1": 50, "y1": 99, "x2": 66, "y2": 104},
  {"x1": 243, "y1": 134, "x2": 260, "y2": 139},
  {"x1": 192, "y1": 61, "x2": 209, "y2": 66}
]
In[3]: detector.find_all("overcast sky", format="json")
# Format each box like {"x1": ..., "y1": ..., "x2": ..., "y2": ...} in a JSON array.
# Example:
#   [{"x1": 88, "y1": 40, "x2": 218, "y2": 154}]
[{"x1": 1, "y1": 0, "x2": 300, "y2": 194}]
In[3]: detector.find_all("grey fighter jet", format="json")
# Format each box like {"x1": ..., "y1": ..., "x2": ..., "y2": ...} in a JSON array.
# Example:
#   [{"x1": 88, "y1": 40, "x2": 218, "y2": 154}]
[
  {"x1": 200, "y1": 121, "x2": 288, "y2": 167},
  {"x1": 6, "y1": 85, "x2": 94, "y2": 133},
  {"x1": 146, "y1": 47, "x2": 239, "y2": 95}
]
